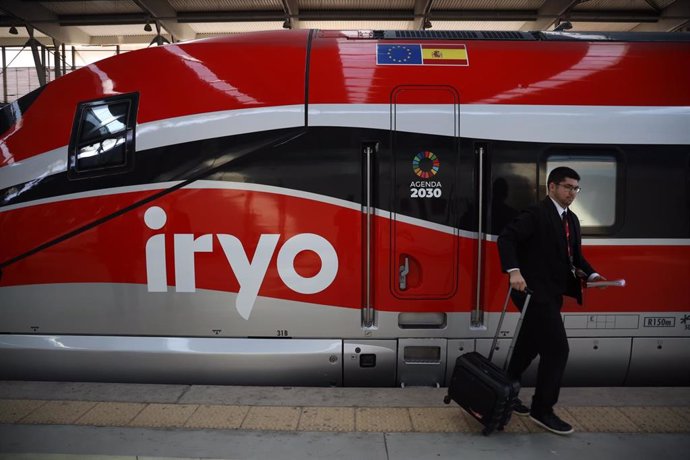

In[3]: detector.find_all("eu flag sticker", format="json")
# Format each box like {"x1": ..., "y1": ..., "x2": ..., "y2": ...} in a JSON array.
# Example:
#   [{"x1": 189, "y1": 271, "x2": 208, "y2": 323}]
[{"x1": 377, "y1": 44, "x2": 422, "y2": 65}]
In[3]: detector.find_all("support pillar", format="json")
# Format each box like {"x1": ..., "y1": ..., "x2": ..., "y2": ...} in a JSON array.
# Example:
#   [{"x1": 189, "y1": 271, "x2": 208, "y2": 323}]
[{"x1": 27, "y1": 26, "x2": 46, "y2": 87}]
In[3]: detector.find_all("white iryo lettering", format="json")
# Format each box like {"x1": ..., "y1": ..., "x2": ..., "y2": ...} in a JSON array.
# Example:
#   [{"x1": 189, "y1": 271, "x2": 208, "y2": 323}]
[
  {"x1": 174, "y1": 234, "x2": 213, "y2": 292},
  {"x1": 277, "y1": 233, "x2": 338, "y2": 295},
  {"x1": 217, "y1": 234, "x2": 280, "y2": 320},
  {"x1": 144, "y1": 206, "x2": 168, "y2": 292},
  {"x1": 143, "y1": 206, "x2": 339, "y2": 320}
]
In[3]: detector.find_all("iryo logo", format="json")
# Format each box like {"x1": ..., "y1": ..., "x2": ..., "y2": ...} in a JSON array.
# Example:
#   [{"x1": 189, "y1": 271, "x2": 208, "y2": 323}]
[{"x1": 144, "y1": 206, "x2": 339, "y2": 320}]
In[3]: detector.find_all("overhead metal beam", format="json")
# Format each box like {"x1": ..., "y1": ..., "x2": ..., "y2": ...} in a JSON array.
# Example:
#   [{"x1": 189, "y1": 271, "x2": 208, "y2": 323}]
[
  {"x1": 52, "y1": 37, "x2": 62, "y2": 78},
  {"x1": 642, "y1": 0, "x2": 662, "y2": 14},
  {"x1": 432, "y1": 10, "x2": 537, "y2": 21},
  {"x1": 26, "y1": 26, "x2": 46, "y2": 86},
  {"x1": 298, "y1": 9, "x2": 420, "y2": 21},
  {"x1": 413, "y1": 0, "x2": 433, "y2": 30},
  {"x1": 134, "y1": 0, "x2": 195, "y2": 41},
  {"x1": 58, "y1": 14, "x2": 150, "y2": 26},
  {"x1": 0, "y1": 37, "x2": 53, "y2": 47},
  {"x1": 55, "y1": 9, "x2": 563, "y2": 25},
  {"x1": 89, "y1": 34, "x2": 172, "y2": 46},
  {"x1": 281, "y1": 0, "x2": 300, "y2": 29},
  {"x1": 569, "y1": 11, "x2": 659, "y2": 23},
  {"x1": 2, "y1": 47, "x2": 8, "y2": 104},
  {"x1": 520, "y1": 0, "x2": 579, "y2": 31},
  {"x1": 178, "y1": 11, "x2": 294, "y2": 23},
  {"x1": 0, "y1": 0, "x2": 91, "y2": 44},
  {"x1": 631, "y1": 0, "x2": 690, "y2": 31},
  {"x1": 176, "y1": 8, "x2": 664, "y2": 24},
  {"x1": 178, "y1": 9, "x2": 529, "y2": 22},
  {"x1": 2, "y1": 1, "x2": 684, "y2": 46}
]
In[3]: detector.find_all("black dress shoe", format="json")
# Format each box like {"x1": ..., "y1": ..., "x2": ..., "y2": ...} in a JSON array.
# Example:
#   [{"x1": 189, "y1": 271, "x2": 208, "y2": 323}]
[
  {"x1": 529, "y1": 412, "x2": 574, "y2": 435},
  {"x1": 512, "y1": 398, "x2": 530, "y2": 416}
]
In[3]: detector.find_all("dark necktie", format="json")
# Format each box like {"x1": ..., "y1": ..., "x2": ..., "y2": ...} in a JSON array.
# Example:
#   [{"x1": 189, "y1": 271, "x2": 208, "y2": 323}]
[{"x1": 562, "y1": 210, "x2": 572, "y2": 260}]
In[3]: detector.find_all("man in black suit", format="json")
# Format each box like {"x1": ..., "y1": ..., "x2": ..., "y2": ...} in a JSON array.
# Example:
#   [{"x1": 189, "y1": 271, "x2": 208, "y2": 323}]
[{"x1": 497, "y1": 166, "x2": 605, "y2": 435}]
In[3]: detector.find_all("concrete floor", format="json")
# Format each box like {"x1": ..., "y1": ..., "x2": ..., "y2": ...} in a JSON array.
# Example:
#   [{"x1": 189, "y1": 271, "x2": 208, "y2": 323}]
[{"x1": 1, "y1": 382, "x2": 688, "y2": 460}]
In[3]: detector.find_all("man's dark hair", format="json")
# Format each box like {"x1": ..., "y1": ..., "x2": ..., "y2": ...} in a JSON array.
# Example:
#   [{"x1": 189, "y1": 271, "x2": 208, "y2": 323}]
[{"x1": 547, "y1": 166, "x2": 580, "y2": 186}]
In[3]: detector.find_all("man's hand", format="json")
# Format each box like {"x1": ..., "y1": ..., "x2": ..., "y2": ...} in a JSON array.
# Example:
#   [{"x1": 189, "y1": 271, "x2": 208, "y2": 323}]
[{"x1": 509, "y1": 270, "x2": 527, "y2": 292}]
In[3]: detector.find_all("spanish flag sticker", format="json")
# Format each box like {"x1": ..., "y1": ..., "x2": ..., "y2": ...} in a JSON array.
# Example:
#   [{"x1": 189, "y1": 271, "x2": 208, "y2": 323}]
[{"x1": 421, "y1": 44, "x2": 469, "y2": 66}]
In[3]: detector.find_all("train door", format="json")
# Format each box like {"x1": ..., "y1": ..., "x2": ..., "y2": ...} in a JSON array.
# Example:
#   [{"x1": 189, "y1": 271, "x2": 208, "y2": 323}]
[
  {"x1": 390, "y1": 86, "x2": 461, "y2": 301},
  {"x1": 388, "y1": 86, "x2": 472, "y2": 386}
]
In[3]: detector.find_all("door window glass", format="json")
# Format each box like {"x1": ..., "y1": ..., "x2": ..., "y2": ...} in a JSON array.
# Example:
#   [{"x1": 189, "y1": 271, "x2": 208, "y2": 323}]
[{"x1": 547, "y1": 154, "x2": 617, "y2": 228}]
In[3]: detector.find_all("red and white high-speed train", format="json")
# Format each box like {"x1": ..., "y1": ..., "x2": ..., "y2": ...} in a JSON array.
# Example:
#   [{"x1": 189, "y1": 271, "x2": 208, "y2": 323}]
[{"x1": 1, "y1": 30, "x2": 689, "y2": 387}]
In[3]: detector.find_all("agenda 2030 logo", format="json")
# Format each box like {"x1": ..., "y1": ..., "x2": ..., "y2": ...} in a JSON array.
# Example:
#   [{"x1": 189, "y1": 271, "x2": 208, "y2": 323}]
[{"x1": 410, "y1": 151, "x2": 442, "y2": 198}]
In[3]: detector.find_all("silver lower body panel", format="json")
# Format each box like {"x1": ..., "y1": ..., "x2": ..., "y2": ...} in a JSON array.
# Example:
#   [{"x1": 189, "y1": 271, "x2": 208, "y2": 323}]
[
  {"x1": 0, "y1": 335, "x2": 343, "y2": 386},
  {"x1": 1, "y1": 333, "x2": 688, "y2": 387}
]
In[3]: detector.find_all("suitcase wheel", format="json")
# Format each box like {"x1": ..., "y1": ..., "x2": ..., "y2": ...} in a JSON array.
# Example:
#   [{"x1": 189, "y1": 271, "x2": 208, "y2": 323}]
[{"x1": 443, "y1": 395, "x2": 451, "y2": 404}]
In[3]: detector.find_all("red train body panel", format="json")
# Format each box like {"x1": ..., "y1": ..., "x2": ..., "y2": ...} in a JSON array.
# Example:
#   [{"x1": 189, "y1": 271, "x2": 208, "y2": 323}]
[{"x1": 0, "y1": 30, "x2": 688, "y2": 387}]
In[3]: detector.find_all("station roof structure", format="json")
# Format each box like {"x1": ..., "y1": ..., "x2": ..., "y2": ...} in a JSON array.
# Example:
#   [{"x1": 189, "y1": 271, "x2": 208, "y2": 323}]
[{"x1": 0, "y1": 0, "x2": 688, "y2": 47}]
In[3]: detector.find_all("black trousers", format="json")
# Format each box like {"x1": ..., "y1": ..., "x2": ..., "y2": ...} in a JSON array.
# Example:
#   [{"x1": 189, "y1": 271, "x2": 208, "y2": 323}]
[{"x1": 506, "y1": 295, "x2": 569, "y2": 416}]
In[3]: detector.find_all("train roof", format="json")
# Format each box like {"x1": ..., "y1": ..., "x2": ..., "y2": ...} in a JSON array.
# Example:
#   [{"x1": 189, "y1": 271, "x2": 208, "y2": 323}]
[
  {"x1": 370, "y1": 30, "x2": 690, "y2": 42},
  {"x1": 2, "y1": 29, "x2": 689, "y2": 168}
]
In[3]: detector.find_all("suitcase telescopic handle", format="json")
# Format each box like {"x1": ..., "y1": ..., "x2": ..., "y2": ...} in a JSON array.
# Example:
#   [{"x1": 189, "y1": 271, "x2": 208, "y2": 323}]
[{"x1": 488, "y1": 286, "x2": 533, "y2": 368}]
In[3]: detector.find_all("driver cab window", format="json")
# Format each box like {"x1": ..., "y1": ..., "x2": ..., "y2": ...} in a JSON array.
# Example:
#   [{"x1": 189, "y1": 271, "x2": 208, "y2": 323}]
[{"x1": 69, "y1": 93, "x2": 138, "y2": 178}]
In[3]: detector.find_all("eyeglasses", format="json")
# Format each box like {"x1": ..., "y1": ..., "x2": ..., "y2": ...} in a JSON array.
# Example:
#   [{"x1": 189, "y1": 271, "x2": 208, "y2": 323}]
[{"x1": 558, "y1": 183, "x2": 581, "y2": 194}]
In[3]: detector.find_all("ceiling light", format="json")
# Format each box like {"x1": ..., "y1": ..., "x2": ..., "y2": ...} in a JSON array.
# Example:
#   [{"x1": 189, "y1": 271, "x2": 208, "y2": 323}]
[
  {"x1": 9, "y1": 26, "x2": 18, "y2": 35},
  {"x1": 144, "y1": 20, "x2": 152, "y2": 32}
]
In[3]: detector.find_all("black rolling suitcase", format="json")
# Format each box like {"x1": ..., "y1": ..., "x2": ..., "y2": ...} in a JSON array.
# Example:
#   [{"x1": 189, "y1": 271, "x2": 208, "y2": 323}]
[{"x1": 443, "y1": 287, "x2": 532, "y2": 435}]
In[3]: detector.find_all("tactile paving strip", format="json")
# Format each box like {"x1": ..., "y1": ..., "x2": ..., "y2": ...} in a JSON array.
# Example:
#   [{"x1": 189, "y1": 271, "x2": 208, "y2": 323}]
[
  {"x1": 185, "y1": 404, "x2": 250, "y2": 429},
  {"x1": 21, "y1": 401, "x2": 96, "y2": 425},
  {"x1": 0, "y1": 399, "x2": 46, "y2": 424},
  {"x1": 671, "y1": 407, "x2": 690, "y2": 424},
  {"x1": 500, "y1": 415, "x2": 531, "y2": 433},
  {"x1": 4, "y1": 399, "x2": 690, "y2": 434},
  {"x1": 408, "y1": 407, "x2": 471, "y2": 433},
  {"x1": 76, "y1": 402, "x2": 146, "y2": 426},
  {"x1": 564, "y1": 406, "x2": 640, "y2": 432},
  {"x1": 618, "y1": 406, "x2": 690, "y2": 433},
  {"x1": 298, "y1": 407, "x2": 355, "y2": 432},
  {"x1": 128, "y1": 403, "x2": 198, "y2": 428},
  {"x1": 356, "y1": 408, "x2": 413, "y2": 432},
  {"x1": 241, "y1": 406, "x2": 301, "y2": 431}
]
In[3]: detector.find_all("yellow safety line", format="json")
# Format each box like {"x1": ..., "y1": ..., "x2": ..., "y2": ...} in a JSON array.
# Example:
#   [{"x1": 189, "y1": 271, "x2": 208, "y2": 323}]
[{"x1": 2, "y1": 399, "x2": 689, "y2": 433}]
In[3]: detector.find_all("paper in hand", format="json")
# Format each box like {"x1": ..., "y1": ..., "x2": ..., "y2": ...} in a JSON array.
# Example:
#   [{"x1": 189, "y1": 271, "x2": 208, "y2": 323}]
[{"x1": 586, "y1": 279, "x2": 626, "y2": 288}]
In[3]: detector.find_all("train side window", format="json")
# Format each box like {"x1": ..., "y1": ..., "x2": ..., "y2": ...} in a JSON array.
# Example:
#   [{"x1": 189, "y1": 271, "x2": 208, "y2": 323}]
[
  {"x1": 546, "y1": 153, "x2": 618, "y2": 232},
  {"x1": 68, "y1": 93, "x2": 138, "y2": 178}
]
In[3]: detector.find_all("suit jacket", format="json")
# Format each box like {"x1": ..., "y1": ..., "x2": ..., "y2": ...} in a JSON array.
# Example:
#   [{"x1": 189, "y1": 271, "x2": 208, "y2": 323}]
[{"x1": 497, "y1": 197, "x2": 595, "y2": 305}]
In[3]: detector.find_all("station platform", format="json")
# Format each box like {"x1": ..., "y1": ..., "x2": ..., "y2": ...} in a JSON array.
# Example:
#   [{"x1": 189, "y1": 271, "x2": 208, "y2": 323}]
[{"x1": 1, "y1": 381, "x2": 689, "y2": 460}]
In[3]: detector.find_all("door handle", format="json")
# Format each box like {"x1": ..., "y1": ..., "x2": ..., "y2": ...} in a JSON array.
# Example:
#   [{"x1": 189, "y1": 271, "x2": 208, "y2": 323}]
[
  {"x1": 362, "y1": 141, "x2": 378, "y2": 328},
  {"x1": 399, "y1": 256, "x2": 409, "y2": 290}
]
